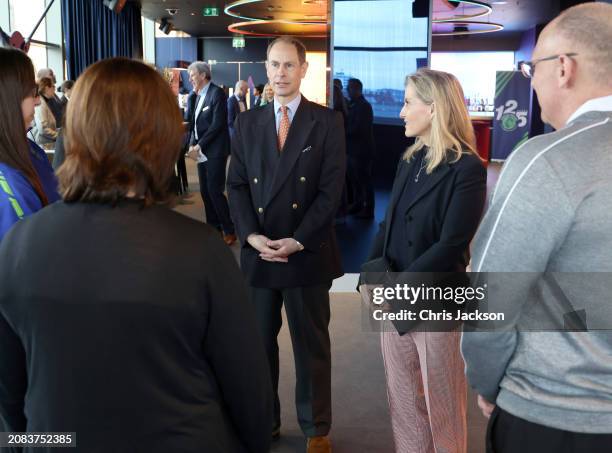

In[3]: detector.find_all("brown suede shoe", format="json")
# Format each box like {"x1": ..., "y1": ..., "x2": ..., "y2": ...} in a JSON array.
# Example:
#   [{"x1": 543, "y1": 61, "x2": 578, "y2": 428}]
[
  {"x1": 223, "y1": 233, "x2": 237, "y2": 246},
  {"x1": 307, "y1": 436, "x2": 331, "y2": 453}
]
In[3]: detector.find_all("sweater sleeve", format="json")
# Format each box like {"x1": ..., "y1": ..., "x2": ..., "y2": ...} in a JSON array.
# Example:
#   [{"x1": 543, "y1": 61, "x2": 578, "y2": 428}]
[
  {"x1": 0, "y1": 168, "x2": 43, "y2": 242},
  {"x1": 461, "y1": 155, "x2": 574, "y2": 402}
]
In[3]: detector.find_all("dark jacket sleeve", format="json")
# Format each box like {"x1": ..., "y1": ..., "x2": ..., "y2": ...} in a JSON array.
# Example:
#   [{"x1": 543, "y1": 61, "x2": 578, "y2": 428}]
[
  {"x1": 293, "y1": 111, "x2": 346, "y2": 249},
  {"x1": 227, "y1": 115, "x2": 261, "y2": 245},
  {"x1": 0, "y1": 242, "x2": 28, "y2": 434},
  {"x1": 197, "y1": 87, "x2": 228, "y2": 150},
  {"x1": 406, "y1": 156, "x2": 487, "y2": 272},
  {"x1": 227, "y1": 97, "x2": 237, "y2": 137},
  {"x1": 202, "y1": 237, "x2": 273, "y2": 453}
]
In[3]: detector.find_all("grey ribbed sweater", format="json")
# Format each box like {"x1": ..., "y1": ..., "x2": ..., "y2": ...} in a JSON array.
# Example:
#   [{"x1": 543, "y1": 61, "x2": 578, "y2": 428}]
[{"x1": 462, "y1": 110, "x2": 612, "y2": 433}]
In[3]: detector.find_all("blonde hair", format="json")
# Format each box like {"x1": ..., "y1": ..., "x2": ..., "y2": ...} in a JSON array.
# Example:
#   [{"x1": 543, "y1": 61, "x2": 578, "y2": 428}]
[{"x1": 403, "y1": 68, "x2": 478, "y2": 173}]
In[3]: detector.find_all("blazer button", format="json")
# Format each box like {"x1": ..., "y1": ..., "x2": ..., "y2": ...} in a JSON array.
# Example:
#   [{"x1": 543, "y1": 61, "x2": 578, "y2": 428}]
[
  {"x1": 292, "y1": 203, "x2": 298, "y2": 210},
  {"x1": 258, "y1": 207, "x2": 264, "y2": 214},
  {"x1": 407, "y1": 215, "x2": 413, "y2": 222},
  {"x1": 408, "y1": 240, "x2": 413, "y2": 246},
  {"x1": 253, "y1": 178, "x2": 258, "y2": 184},
  {"x1": 300, "y1": 177, "x2": 306, "y2": 183}
]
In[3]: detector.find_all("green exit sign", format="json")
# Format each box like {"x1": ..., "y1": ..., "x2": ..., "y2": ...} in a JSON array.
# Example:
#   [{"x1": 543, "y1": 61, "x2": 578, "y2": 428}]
[
  {"x1": 232, "y1": 36, "x2": 245, "y2": 48},
  {"x1": 202, "y1": 7, "x2": 219, "y2": 17}
]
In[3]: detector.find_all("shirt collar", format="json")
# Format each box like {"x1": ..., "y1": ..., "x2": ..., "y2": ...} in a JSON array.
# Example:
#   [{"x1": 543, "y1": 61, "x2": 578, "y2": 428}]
[
  {"x1": 566, "y1": 94, "x2": 612, "y2": 125},
  {"x1": 197, "y1": 80, "x2": 211, "y2": 96},
  {"x1": 274, "y1": 93, "x2": 302, "y2": 116}
]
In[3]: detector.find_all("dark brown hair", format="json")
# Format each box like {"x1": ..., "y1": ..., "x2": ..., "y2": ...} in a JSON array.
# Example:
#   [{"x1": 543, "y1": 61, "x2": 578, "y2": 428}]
[
  {"x1": 58, "y1": 58, "x2": 184, "y2": 205},
  {"x1": 0, "y1": 48, "x2": 48, "y2": 205},
  {"x1": 266, "y1": 36, "x2": 307, "y2": 65}
]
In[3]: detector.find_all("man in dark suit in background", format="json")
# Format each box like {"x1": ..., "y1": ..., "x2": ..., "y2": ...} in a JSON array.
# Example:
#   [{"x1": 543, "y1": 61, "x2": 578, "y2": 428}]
[
  {"x1": 346, "y1": 78, "x2": 375, "y2": 218},
  {"x1": 253, "y1": 84, "x2": 264, "y2": 108},
  {"x1": 228, "y1": 79, "x2": 248, "y2": 140},
  {"x1": 186, "y1": 61, "x2": 236, "y2": 246},
  {"x1": 227, "y1": 37, "x2": 345, "y2": 453}
]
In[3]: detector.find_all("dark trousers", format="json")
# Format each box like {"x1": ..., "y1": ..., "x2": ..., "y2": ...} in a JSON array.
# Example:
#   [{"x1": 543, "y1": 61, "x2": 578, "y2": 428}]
[
  {"x1": 347, "y1": 155, "x2": 374, "y2": 211},
  {"x1": 196, "y1": 157, "x2": 234, "y2": 234},
  {"x1": 249, "y1": 283, "x2": 332, "y2": 438},
  {"x1": 176, "y1": 153, "x2": 188, "y2": 193},
  {"x1": 487, "y1": 406, "x2": 612, "y2": 453}
]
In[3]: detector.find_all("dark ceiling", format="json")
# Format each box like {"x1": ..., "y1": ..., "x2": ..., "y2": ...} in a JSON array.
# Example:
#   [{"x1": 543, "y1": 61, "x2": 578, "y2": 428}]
[{"x1": 139, "y1": 0, "x2": 560, "y2": 39}]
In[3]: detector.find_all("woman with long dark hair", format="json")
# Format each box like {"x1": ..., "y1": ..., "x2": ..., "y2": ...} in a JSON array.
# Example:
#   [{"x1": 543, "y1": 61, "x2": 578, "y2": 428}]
[{"x1": 0, "y1": 48, "x2": 60, "y2": 241}]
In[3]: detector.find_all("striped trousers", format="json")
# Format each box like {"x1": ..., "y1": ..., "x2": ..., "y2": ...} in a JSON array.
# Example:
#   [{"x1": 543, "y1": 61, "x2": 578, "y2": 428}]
[{"x1": 381, "y1": 329, "x2": 467, "y2": 453}]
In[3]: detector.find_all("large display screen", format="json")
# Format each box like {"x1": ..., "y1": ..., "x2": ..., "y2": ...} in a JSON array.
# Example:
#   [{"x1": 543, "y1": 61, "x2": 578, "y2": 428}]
[{"x1": 332, "y1": 0, "x2": 430, "y2": 124}]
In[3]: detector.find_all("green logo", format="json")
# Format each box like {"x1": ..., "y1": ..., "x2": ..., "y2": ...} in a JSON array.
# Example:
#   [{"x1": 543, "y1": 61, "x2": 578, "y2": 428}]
[{"x1": 501, "y1": 113, "x2": 518, "y2": 132}]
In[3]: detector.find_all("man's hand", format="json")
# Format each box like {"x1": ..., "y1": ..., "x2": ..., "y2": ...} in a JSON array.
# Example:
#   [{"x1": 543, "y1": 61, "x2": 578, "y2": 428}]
[
  {"x1": 261, "y1": 238, "x2": 304, "y2": 263},
  {"x1": 477, "y1": 394, "x2": 496, "y2": 419},
  {"x1": 247, "y1": 234, "x2": 288, "y2": 263},
  {"x1": 186, "y1": 144, "x2": 201, "y2": 161}
]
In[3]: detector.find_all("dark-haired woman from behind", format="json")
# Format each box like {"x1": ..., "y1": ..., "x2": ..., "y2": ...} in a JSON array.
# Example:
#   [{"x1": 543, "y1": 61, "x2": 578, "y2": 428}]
[
  {"x1": 0, "y1": 47, "x2": 60, "y2": 241},
  {"x1": 0, "y1": 57, "x2": 272, "y2": 453}
]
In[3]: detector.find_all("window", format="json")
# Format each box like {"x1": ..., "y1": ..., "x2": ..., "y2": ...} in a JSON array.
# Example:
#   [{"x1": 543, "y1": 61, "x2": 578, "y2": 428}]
[
  {"x1": 332, "y1": 0, "x2": 430, "y2": 124},
  {"x1": 6, "y1": 0, "x2": 63, "y2": 82}
]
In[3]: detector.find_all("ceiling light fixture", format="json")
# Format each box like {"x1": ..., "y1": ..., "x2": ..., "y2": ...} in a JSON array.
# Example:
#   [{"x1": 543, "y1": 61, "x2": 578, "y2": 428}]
[
  {"x1": 433, "y1": 0, "x2": 492, "y2": 23},
  {"x1": 432, "y1": 20, "x2": 504, "y2": 36}
]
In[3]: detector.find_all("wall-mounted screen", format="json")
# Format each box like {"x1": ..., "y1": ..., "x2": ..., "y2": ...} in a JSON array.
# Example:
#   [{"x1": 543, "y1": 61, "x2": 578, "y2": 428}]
[
  {"x1": 431, "y1": 51, "x2": 516, "y2": 116},
  {"x1": 332, "y1": 0, "x2": 430, "y2": 125}
]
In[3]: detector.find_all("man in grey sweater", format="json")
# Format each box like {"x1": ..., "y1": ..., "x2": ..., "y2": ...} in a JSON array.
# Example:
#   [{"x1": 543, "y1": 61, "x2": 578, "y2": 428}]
[{"x1": 461, "y1": 3, "x2": 612, "y2": 452}]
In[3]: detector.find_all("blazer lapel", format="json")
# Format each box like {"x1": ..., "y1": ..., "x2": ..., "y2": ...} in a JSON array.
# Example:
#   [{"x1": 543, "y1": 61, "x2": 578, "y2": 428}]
[
  {"x1": 196, "y1": 83, "x2": 214, "y2": 120},
  {"x1": 383, "y1": 161, "x2": 412, "y2": 256},
  {"x1": 404, "y1": 162, "x2": 451, "y2": 212},
  {"x1": 265, "y1": 98, "x2": 316, "y2": 207}
]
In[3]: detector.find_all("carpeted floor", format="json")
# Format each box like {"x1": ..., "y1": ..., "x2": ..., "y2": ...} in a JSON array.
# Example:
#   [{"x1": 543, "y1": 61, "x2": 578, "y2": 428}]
[{"x1": 173, "y1": 159, "x2": 497, "y2": 453}]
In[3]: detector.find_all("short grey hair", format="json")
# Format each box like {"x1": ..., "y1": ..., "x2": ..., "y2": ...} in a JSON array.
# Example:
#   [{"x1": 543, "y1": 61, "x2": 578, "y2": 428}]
[
  {"x1": 235, "y1": 80, "x2": 247, "y2": 90},
  {"x1": 550, "y1": 3, "x2": 612, "y2": 85},
  {"x1": 187, "y1": 61, "x2": 212, "y2": 80},
  {"x1": 36, "y1": 68, "x2": 53, "y2": 81}
]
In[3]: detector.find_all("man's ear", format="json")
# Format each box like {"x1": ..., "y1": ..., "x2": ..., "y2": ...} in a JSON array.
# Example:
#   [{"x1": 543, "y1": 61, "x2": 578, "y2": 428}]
[
  {"x1": 301, "y1": 61, "x2": 309, "y2": 79},
  {"x1": 558, "y1": 54, "x2": 576, "y2": 89}
]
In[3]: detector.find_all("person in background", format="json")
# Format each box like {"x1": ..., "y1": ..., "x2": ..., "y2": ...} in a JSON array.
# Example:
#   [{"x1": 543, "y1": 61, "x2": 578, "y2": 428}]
[
  {"x1": 260, "y1": 83, "x2": 274, "y2": 106},
  {"x1": 52, "y1": 80, "x2": 75, "y2": 170},
  {"x1": 346, "y1": 78, "x2": 375, "y2": 219},
  {"x1": 0, "y1": 48, "x2": 60, "y2": 241},
  {"x1": 332, "y1": 82, "x2": 349, "y2": 223},
  {"x1": 185, "y1": 61, "x2": 236, "y2": 246},
  {"x1": 462, "y1": 4, "x2": 612, "y2": 452},
  {"x1": 0, "y1": 57, "x2": 273, "y2": 453},
  {"x1": 228, "y1": 79, "x2": 249, "y2": 139},
  {"x1": 253, "y1": 84, "x2": 264, "y2": 107},
  {"x1": 36, "y1": 67, "x2": 63, "y2": 125},
  {"x1": 59, "y1": 79, "x2": 75, "y2": 109},
  {"x1": 34, "y1": 76, "x2": 60, "y2": 151},
  {"x1": 366, "y1": 68, "x2": 486, "y2": 453}
]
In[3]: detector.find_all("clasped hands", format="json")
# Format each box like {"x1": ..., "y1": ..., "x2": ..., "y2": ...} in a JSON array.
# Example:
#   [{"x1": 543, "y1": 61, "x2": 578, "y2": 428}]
[
  {"x1": 247, "y1": 234, "x2": 302, "y2": 263},
  {"x1": 185, "y1": 144, "x2": 201, "y2": 161}
]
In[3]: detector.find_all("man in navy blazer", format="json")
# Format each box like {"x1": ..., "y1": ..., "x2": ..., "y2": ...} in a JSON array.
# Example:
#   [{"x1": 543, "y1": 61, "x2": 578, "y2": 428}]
[
  {"x1": 228, "y1": 37, "x2": 345, "y2": 453},
  {"x1": 228, "y1": 80, "x2": 248, "y2": 139},
  {"x1": 186, "y1": 61, "x2": 236, "y2": 245}
]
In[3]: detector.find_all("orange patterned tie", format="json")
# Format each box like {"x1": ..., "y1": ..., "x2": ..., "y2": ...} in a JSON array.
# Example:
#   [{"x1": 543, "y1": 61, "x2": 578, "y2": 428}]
[{"x1": 277, "y1": 105, "x2": 290, "y2": 151}]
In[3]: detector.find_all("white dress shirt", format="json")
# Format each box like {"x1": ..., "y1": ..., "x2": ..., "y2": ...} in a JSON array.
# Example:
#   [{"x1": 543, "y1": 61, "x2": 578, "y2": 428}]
[
  {"x1": 566, "y1": 94, "x2": 612, "y2": 126},
  {"x1": 194, "y1": 81, "x2": 211, "y2": 163}
]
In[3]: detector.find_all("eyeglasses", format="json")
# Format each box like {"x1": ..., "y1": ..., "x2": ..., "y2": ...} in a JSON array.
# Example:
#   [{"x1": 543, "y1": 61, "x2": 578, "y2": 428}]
[{"x1": 519, "y1": 53, "x2": 578, "y2": 78}]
